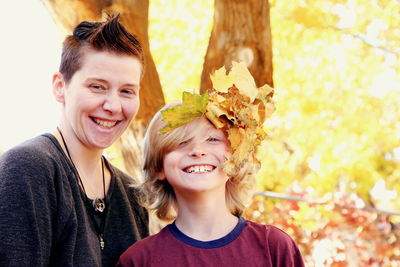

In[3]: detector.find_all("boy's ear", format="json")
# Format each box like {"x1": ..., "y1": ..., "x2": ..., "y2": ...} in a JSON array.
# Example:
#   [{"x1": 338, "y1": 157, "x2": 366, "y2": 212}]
[
  {"x1": 155, "y1": 171, "x2": 166, "y2": 181},
  {"x1": 52, "y1": 72, "x2": 66, "y2": 103}
]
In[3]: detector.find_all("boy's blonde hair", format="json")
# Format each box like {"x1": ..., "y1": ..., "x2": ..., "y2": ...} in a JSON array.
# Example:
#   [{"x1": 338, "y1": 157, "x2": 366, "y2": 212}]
[{"x1": 141, "y1": 103, "x2": 258, "y2": 221}]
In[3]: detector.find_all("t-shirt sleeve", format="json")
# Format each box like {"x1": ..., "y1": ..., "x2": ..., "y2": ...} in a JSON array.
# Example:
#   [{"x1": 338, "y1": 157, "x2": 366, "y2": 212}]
[
  {"x1": 114, "y1": 242, "x2": 145, "y2": 267},
  {"x1": 267, "y1": 226, "x2": 305, "y2": 267},
  {"x1": 0, "y1": 146, "x2": 57, "y2": 266}
]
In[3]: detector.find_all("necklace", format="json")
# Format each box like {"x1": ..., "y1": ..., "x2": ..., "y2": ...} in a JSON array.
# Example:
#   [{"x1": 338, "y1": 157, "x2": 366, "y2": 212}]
[{"x1": 57, "y1": 127, "x2": 107, "y2": 250}]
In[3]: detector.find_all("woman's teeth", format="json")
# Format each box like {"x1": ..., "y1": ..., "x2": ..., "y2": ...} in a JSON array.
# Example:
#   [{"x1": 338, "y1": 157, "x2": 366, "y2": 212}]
[
  {"x1": 94, "y1": 118, "x2": 117, "y2": 128},
  {"x1": 184, "y1": 165, "x2": 214, "y2": 173}
]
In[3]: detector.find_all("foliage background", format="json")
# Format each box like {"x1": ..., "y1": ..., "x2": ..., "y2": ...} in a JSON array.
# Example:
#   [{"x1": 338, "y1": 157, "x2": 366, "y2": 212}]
[
  {"x1": 148, "y1": 0, "x2": 400, "y2": 266},
  {"x1": 0, "y1": 0, "x2": 399, "y2": 266}
]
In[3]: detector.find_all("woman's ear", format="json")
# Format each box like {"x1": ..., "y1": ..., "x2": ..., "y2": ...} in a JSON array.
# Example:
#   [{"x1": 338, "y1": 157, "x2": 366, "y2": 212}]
[
  {"x1": 52, "y1": 72, "x2": 66, "y2": 103},
  {"x1": 155, "y1": 171, "x2": 166, "y2": 181}
]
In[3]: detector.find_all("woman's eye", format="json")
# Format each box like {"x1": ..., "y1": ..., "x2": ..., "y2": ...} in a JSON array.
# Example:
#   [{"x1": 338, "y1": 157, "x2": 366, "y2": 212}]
[
  {"x1": 121, "y1": 89, "x2": 135, "y2": 96},
  {"x1": 207, "y1": 137, "x2": 219, "y2": 142},
  {"x1": 90, "y1": 84, "x2": 105, "y2": 91}
]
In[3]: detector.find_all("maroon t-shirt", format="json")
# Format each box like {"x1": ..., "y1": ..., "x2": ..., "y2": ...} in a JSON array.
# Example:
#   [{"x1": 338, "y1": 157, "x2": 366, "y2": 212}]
[{"x1": 116, "y1": 217, "x2": 304, "y2": 267}]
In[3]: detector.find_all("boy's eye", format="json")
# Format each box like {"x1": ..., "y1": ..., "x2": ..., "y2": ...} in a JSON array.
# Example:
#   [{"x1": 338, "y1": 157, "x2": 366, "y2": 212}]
[
  {"x1": 207, "y1": 137, "x2": 219, "y2": 142},
  {"x1": 179, "y1": 140, "x2": 189, "y2": 146}
]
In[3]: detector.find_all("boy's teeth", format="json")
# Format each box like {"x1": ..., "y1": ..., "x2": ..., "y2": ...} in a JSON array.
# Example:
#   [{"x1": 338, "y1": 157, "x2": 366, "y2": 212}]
[
  {"x1": 185, "y1": 165, "x2": 214, "y2": 173},
  {"x1": 94, "y1": 118, "x2": 116, "y2": 128}
]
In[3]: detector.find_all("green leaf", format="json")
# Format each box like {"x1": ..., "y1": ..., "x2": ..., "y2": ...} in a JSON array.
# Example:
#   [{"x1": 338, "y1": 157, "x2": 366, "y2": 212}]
[{"x1": 159, "y1": 92, "x2": 209, "y2": 134}]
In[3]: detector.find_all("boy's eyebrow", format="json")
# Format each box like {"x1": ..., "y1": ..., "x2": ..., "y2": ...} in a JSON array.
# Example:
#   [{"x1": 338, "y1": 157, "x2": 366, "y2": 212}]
[{"x1": 181, "y1": 137, "x2": 193, "y2": 143}]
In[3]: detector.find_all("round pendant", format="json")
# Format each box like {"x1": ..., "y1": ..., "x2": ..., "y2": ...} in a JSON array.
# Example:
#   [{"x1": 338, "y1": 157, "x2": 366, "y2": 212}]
[{"x1": 93, "y1": 198, "x2": 105, "y2": 213}]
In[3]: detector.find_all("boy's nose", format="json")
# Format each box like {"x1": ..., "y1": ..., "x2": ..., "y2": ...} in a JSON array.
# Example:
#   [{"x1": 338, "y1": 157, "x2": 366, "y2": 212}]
[
  {"x1": 188, "y1": 143, "x2": 207, "y2": 157},
  {"x1": 189, "y1": 151, "x2": 206, "y2": 157}
]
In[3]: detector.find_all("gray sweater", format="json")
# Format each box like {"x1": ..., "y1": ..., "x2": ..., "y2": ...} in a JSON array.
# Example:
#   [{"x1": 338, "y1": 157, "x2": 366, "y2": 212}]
[{"x1": 0, "y1": 134, "x2": 149, "y2": 266}]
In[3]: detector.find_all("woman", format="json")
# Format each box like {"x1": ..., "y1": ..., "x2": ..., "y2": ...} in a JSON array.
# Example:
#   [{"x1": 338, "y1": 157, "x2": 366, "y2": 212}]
[{"x1": 0, "y1": 15, "x2": 148, "y2": 267}]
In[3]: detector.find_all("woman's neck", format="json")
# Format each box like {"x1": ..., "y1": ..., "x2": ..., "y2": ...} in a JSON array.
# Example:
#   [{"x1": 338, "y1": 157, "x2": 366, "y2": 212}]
[
  {"x1": 54, "y1": 125, "x2": 109, "y2": 198},
  {"x1": 55, "y1": 121, "x2": 103, "y2": 165}
]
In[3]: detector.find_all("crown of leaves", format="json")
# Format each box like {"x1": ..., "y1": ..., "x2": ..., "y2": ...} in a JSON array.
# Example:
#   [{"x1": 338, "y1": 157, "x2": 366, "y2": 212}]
[{"x1": 160, "y1": 61, "x2": 275, "y2": 176}]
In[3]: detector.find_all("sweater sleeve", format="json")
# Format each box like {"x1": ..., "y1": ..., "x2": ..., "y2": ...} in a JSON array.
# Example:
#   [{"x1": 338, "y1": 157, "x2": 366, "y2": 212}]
[{"x1": 0, "y1": 145, "x2": 57, "y2": 267}]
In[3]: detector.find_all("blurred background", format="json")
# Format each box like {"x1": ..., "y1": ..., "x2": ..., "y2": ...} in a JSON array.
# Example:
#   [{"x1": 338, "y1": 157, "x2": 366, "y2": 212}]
[{"x1": 1, "y1": 1, "x2": 399, "y2": 266}]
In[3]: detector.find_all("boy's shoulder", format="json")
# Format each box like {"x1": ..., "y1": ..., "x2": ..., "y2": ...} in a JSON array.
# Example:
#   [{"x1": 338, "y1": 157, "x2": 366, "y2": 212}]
[
  {"x1": 244, "y1": 219, "x2": 299, "y2": 248},
  {"x1": 245, "y1": 219, "x2": 290, "y2": 235},
  {"x1": 117, "y1": 226, "x2": 171, "y2": 265},
  {"x1": 244, "y1": 219, "x2": 304, "y2": 264}
]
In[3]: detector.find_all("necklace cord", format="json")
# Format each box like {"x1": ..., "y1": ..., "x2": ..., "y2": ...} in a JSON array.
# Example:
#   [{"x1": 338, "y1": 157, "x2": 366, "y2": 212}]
[
  {"x1": 56, "y1": 127, "x2": 107, "y2": 250},
  {"x1": 56, "y1": 127, "x2": 106, "y2": 200}
]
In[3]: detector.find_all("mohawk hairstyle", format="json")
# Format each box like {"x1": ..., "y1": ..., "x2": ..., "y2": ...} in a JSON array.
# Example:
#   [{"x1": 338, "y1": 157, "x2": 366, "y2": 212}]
[{"x1": 59, "y1": 14, "x2": 144, "y2": 83}]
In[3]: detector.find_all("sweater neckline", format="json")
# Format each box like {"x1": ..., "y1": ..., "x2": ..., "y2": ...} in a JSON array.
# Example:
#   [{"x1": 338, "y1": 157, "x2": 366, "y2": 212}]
[{"x1": 168, "y1": 216, "x2": 247, "y2": 249}]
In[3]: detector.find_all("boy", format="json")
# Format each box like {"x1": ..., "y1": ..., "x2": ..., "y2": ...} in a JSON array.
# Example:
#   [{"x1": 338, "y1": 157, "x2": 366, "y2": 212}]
[
  {"x1": 117, "y1": 62, "x2": 304, "y2": 266},
  {"x1": 0, "y1": 15, "x2": 148, "y2": 266}
]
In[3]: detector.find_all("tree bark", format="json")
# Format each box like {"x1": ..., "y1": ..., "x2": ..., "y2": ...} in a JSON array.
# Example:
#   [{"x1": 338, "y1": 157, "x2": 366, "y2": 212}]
[
  {"x1": 200, "y1": 0, "x2": 273, "y2": 92},
  {"x1": 41, "y1": 0, "x2": 165, "y2": 178}
]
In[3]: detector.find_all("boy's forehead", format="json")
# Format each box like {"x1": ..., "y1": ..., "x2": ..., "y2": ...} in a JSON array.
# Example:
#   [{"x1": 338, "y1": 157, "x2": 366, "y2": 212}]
[
  {"x1": 187, "y1": 117, "x2": 212, "y2": 130},
  {"x1": 187, "y1": 118, "x2": 224, "y2": 136}
]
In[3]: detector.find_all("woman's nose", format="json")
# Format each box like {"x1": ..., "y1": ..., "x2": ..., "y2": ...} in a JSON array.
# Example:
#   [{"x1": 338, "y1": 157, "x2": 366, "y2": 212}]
[{"x1": 103, "y1": 92, "x2": 122, "y2": 113}]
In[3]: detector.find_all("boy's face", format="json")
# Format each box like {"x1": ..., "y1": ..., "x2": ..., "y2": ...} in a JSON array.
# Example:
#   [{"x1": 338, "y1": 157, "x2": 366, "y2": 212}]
[
  {"x1": 53, "y1": 49, "x2": 142, "y2": 149},
  {"x1": 157, "y1": 117, "x2": 231, "y2": 195}
]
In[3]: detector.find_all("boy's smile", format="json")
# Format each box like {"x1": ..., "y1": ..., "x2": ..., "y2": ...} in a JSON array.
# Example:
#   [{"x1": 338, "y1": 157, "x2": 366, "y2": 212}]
[{"x1": 182, "y1": 164, "x2": 216, "y2": 174}]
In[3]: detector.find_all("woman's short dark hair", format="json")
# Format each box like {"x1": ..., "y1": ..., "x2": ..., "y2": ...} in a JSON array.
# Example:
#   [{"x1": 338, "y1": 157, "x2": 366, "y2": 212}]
[{"x1": 59, "y1": 14, "x2": 144, "y2": 83}]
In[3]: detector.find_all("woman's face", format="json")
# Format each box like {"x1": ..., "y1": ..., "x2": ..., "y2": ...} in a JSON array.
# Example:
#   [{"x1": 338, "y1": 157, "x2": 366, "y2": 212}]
[{"x1": 54, "y1": 49, "x2": 142, "y2": 150}]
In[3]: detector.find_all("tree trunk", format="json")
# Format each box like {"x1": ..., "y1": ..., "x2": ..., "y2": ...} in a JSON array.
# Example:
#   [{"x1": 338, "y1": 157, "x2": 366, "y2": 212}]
[
  {"x1": 200, "y1": 0, "x2": 273, "y2": 92},
  {"x1": 41, "y1": 0, "x2": 165, "y2": 178}
]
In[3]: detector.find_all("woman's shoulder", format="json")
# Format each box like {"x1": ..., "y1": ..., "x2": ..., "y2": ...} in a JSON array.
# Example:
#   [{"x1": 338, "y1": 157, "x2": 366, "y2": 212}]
[
  {"x1": 1, "y1": 134, "x2": 62, "y2": 167},
  {"x1": 0, "y1": 133, "x2": 71, "y2": 190},
  {"x1": 0, "y1": 134, "x2": 70, "y2": 205},
  {"x1": 105, "y1": 159, "x2": 149, "y2": 226},
  {"x1": 106, "y1": 160, "x2": 143, "y2": 200},
  {"x1": 106, "y1": 159, "x2": 139, "y2": 185}
]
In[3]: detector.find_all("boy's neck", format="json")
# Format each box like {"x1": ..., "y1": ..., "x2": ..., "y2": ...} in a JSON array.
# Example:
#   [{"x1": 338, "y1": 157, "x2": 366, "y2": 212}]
[{"x1": 174, "y1": 193, "x2": 239, "y2": 241}]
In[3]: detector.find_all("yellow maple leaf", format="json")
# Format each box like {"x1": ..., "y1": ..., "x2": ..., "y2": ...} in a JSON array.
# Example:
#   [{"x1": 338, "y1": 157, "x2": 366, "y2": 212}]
[
  {"x1": 205, "y1": 104, "x2": 230, "y2": 129},
  {"x1": 210, "y1": 62, "x2": 259, "y2": 102},
  {"x1": 229, "y1": 61, "x2": 258, "y2": 102},
  {"x1": 210, "y1": 66, "x2": 233, "y2": 93},
  {"x1": 227, "y1": 127, "x2": 242, "y2": 150}
]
